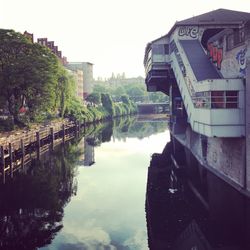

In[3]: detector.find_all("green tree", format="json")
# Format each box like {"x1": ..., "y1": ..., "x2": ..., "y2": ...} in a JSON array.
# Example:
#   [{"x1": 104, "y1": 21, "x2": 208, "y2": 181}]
[
  {"x1": 56, "y1": 67, "x2": 77, "y2": 117},
  {"x1": 86, "y1": 92, "x2": 101, "y2": 105},
  {"x1": 93, "y1": 84, "x2": 108, "y2": 94},
  {"x1": 121, "y1": 94, "x2": 130, "y2": 105},
  {"x1": 123, "y1": 84, "x2": 147, "y2": 102},
  {"x1": 101, "y1": 93, "x2": 114, "y2": 117},
  {"x1": 0, "y1": 29, "x2": 60, "y2": 126}
]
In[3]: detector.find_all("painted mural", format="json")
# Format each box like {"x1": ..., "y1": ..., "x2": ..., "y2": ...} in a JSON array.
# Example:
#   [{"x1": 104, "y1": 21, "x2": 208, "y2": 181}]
[{"x1": 207, "y1": 43, "x2": 223, "y2": 70}]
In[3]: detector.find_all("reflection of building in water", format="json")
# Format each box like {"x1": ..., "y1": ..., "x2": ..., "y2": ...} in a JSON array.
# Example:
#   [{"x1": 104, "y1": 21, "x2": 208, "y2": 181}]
[
  {"x1": 77, "y1": 138, "x2": 85, "y2": 165},
  {"x1": 84, "y1": 138, "x2": 95, "y2": 167},
  {"x1": 146, "y1": 142, "x2": 250, "y2": 250},
  {"x1": 77, "y1": 138, "x2": 95, "y2": 167}
]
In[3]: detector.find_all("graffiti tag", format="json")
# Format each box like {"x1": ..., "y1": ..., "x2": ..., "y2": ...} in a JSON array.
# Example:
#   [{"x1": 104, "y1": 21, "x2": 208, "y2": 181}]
[
  {"x1": 236, "y1": 48, "x2": 246, "y2": 76},
  {"x1": 178, "y1": 26, "x2": 199, "y2": 39}
]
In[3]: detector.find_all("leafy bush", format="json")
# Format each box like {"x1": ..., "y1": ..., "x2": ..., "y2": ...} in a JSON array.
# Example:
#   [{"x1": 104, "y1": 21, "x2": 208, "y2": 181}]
[{"x1": 0, "y1": 117, "x2": 14, "y2": 131}]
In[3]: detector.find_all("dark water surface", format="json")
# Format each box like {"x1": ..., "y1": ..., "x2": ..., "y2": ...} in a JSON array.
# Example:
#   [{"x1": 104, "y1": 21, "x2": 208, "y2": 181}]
[{"x1": 0, "y1": 116, "x2": 250, "y2": 250}]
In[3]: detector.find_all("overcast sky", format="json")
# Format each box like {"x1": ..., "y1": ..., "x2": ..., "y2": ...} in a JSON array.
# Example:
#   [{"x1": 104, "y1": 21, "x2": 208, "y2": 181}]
[{"x1": 0, "y1": 0, "x2": 250, "y2": 79}]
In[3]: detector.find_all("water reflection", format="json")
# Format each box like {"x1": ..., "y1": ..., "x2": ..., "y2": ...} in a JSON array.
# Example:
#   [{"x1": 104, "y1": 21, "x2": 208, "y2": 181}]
[
  {"x1": 80, "y1": 117, "x2": 167, "y2": 167},
  {"x1": 0, "y1": 115, "x2": 168, "y2": 249},
  {"x1": 146, "y1": 142, "x2": 250, "y2": 250},
  {"x1": 0, "y1": 142, "x2": 80, "y2": 249}
]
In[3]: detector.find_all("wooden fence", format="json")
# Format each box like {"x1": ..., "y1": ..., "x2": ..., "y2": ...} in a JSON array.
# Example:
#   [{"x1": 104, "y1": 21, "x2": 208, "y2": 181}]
[{"x1": 0, "y1": 120, "x2": 82, "y2": 183}]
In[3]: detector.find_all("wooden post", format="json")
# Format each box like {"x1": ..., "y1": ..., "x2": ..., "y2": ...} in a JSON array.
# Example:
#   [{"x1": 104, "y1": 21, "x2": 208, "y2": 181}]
[
  {"x1": 50, "y1": 127, "x2": 54, "y2": 150},
  {"x1": 0, "y1": 146, "x2": 5, "y2": 183},
  {"x1": 9, "y1": 143, "x2": 13, "y2": 178},
  {"x1": 36, "y1": 131, "x2": 40, "y2": 160},
  {"x1": 62, "y1": 124, "x2": 65, "y2": 144},
  {"x1": 21, "y1": 139, "x2": 25, "y2": 169}
]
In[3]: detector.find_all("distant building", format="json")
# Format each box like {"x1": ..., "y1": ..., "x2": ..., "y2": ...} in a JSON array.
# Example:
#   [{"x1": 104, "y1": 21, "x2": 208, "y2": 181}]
[
  {"x1": 23, "y1": 31, "x2": 34, "y2": 43},
  {"x1": 68, "y1": 69, "x2": 84, "y2": 102},
  {"x1": 94, "y1": 75, "x2": 145, "y2": 87},
  {"x1": 66, "y1": 62, "x2": 94, "y2": 98},
  {"x1": 109, "y1": 76, "x2": 145, "y2": 85},
  {"x1": 37, "y1": 37, "x2": 68, "y2": 65}
]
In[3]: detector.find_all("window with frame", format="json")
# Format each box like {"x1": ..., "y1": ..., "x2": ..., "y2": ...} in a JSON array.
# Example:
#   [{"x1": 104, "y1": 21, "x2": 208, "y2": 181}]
[{"x1": 226, "y1": 91, "x2": 238, "y2": 108}]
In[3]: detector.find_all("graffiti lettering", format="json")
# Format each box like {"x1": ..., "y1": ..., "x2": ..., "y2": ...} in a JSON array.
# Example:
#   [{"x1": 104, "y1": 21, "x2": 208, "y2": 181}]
[
  {"x1": 207, "y1": 43, "x2": 223, "y2": 70},
  {"x1": 178, "y1": 26, "x2": 199, "y2": 38},
  {"x1": 236, "y1": 48, "x2": 246, "y2": 76}
]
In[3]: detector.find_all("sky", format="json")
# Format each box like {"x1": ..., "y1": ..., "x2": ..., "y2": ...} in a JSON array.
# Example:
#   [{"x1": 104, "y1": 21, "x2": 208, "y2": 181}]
[{"x1": 0, "y1": 0, "x2": 250, "y2": 79}]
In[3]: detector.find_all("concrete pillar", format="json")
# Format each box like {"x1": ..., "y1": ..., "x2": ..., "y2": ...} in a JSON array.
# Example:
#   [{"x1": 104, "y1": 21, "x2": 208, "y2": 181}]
[{"x1": 246, "y1": 53, "x2": 250, "y2": 191}]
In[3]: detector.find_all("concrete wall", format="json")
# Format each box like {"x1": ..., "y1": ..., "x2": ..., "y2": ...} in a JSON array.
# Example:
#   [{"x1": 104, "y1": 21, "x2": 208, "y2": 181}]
[
  {"x1": 246, "y1": 54, "x2": 250, "y2": 191},
  {"x1": 221, "y1": 44, "x2": 247, "y2": 78},
  {"x1": 206, "y1": 137, "x2": 245, "y2": 187}
]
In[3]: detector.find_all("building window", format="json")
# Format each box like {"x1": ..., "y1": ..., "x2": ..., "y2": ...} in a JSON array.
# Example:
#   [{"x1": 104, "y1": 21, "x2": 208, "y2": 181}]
[
  {"x1": 164, "y1": 44, "x2": 169, "y2": 54},
  {"x1": 194, "y1": 91, "x2": 238, "y2": 109},
  {"x1": 211, "y1": 91, "x2": 224, "y2": 108},
  {"x1": 226, "y1": 91, "x2": 238, "y2": 108}
]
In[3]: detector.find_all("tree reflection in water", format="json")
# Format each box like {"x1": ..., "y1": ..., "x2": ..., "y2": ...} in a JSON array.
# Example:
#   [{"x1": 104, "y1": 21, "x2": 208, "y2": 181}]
[{"x1": 0, "y1": 141, "x2": 81, "y2": 250}]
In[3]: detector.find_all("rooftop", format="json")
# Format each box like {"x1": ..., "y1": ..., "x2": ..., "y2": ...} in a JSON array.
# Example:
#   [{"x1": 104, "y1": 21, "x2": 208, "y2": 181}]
[{"x1": 176, "y1": 8, "x2": 250, "y2": 26}]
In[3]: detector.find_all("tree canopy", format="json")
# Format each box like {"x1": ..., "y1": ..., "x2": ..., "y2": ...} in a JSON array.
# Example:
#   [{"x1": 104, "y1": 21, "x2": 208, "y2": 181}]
[{"x1": 0, "y1": 29, "x2": 75, "y2": 126}]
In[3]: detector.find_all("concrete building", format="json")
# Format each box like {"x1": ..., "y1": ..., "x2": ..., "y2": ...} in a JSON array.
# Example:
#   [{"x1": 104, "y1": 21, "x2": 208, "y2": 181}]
[
  {"x1": 71, "y1": 69, "x2": 84, "y2": 102},
  {"x1": 144, "y1": 9, "x2": 250, "y2": 195},
  {"x1": 66, "y1": 62, "x2": 94, "y2": 98}
]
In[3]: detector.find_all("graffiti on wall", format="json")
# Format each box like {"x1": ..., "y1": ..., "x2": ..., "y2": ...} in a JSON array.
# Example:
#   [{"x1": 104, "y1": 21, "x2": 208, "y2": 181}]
[
  {"x1": 235, "y1": 48, "x2": 246, "y2": 76},
  {"x1": 207, "y1": 43, "x2": 223, "y2": 70},
  {"x1": 178, "y1": 26, "x2": 199, "y2": 39}
]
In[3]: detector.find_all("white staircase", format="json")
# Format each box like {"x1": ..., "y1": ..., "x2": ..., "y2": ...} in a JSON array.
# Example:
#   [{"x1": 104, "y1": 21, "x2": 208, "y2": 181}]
[{"x1": 170, "y1": 38, "x2": 245, "y2": 137}]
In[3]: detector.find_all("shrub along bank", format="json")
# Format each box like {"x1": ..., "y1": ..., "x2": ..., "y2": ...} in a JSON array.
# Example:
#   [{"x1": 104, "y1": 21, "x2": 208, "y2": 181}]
[{"x1": 64, "y1": 93, "x2": 137, "y2": 123}]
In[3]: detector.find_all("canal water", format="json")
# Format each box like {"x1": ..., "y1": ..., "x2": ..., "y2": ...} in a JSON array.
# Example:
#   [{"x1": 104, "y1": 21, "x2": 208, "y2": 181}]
[{"x1": 0, "y1": 115, "x2": 249, "y2": 249}]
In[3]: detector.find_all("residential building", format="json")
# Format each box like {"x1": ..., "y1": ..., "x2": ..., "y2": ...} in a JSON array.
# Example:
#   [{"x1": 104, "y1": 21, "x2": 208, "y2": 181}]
[
  {"x1": 69, "y1": 69, "x2": 84, "y2": 102},
  {"x1": 37, "y1": 37, "x2": 68, "y2": 65},
  {"x1": 66, "y1": 62, "x2": 94, "y2": 98}
]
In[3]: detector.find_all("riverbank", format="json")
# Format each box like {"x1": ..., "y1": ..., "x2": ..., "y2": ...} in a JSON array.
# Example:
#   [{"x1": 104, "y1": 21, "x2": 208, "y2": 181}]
[{"x1": 137, "y1": 113, "x2": 169, "y2": 121}]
